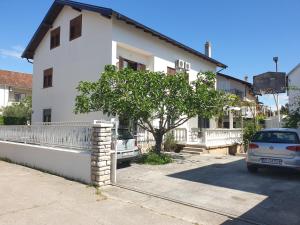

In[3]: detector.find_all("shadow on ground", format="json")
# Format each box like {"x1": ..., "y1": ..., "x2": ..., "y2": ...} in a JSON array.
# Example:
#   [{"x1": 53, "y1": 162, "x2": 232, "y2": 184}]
[{"x1": 168, "y1": 159, "x2": 300, "y2": 225}]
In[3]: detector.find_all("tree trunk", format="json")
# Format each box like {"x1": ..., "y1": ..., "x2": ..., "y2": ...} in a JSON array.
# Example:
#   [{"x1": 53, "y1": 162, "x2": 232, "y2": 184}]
[{"x1": 154, "y1": 132, "x2": 163, "y2": 154}]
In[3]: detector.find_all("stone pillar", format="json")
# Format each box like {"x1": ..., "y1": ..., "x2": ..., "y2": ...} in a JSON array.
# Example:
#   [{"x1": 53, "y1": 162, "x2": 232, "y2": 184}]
[{"x1": 91, "y1": 121, "x2": 113, "y2": 187}]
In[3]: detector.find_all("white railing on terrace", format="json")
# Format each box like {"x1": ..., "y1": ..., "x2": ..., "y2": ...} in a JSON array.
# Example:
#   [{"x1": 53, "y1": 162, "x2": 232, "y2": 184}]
[
  {"x1": 171, "y1": 128, "x2": 187, "y2": 143},
  {"x1": 189, "y1": 128, "x2": 242, "y2": 147},
  {"x1": 136, "y1": 127, "x2": 242, "y2": 148},
  {"x1": 136, "y1": 127, "x2": 187, "y2": 147},
  {"x1": 0, "y1": 124, "x2": 94, "y2": 150},
  {"x1": 204, "y1": 129, "x2": 242, "y2": 147}
]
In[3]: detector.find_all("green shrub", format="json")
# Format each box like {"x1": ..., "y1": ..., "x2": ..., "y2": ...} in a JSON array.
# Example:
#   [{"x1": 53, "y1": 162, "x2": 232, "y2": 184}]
[
  {"x1": 243, "y1": 121, "x2": 261, "y2": 151},
  {"x1": 2, "y1": 96, "x2": 31, "y2": 125},
  {"x1": 0, "y1": 116, "x2": 3, "y2": 125},
  {"x1": 284, "y1": 101, "x2": 300, "y2": 128},
  {"x1": 137, "y1": 151, "x2": 172, "y2": 165},
  {"x1": 163, "y1": 133, "x2": 178, "y2": 152},
  {"x1": 3, "y1": 116, "x2": 28, "y2": 125}
]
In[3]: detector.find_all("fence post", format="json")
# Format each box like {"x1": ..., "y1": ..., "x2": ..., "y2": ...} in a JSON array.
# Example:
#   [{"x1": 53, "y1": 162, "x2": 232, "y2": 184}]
[{"x1": 91, "y1": 121, "x2": 113, "y2": 187}]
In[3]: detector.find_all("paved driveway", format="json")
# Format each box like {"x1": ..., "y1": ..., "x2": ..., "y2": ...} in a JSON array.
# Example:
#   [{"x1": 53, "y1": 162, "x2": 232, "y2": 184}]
[{"x1": 117, "y1": 154, "x2": 300, "y2": 225}]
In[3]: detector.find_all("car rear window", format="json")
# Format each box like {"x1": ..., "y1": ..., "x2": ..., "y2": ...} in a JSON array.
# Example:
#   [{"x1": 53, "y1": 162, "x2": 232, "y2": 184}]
[
  {"x1": 112, "y1": 129, "x2": 134, "y2": 140},
  {"x1": 252, "y1": 131, "x2": 300, "y2": 144}
]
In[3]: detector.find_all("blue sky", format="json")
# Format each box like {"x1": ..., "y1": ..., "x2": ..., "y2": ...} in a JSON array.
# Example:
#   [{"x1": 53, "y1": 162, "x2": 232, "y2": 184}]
[{"x1": 1, "y1": 0, "x2": 299, "y2": 108}]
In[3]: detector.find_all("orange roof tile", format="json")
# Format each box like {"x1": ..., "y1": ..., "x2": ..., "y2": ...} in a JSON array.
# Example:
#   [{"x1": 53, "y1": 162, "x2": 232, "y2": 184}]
[{"x1": 0, "y1": 70, "x2": 32, "y2": 90}]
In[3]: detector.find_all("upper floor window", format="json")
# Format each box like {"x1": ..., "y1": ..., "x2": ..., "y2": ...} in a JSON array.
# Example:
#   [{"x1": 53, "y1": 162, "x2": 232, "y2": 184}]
[
  {"x1": 167, "y1": 67, "x2": 176, "y2": 75},
  {"x1": 118, "y1": 57, "x2": 146, "y2": 71},
  {"x1": 70, "y1": 15, "x2": 82, "y2": 41},
  {"x1": 43, "y1": 68, "x2": 53, "y2": 88},
  {"x1": 50, "y1": 27, "x2": 60, "y2": 49},
  {"x1": 14, "y1": 93, "x2": 26, "y2": 102}
]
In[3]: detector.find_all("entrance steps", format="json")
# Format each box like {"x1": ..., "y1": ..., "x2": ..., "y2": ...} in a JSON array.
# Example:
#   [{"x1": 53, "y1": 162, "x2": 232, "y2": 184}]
[{"x1": 181, "y1": 145, "x2": 206, "y2": 155}]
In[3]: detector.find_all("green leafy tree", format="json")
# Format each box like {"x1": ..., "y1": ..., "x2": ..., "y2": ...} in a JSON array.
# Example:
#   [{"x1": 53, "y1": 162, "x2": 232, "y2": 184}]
[
  {"x1": 280, "y1": 103, "x2": 289, "y2": 115},
  {"x1": 75, "y1": 65, "x2": 234, "y2": 153},
  {"x1": 284, "y1": 99, "x2": 300, "y2": 128},
  {"x1": 2, "y1": 96, "x2": 32, "y2": 125}
]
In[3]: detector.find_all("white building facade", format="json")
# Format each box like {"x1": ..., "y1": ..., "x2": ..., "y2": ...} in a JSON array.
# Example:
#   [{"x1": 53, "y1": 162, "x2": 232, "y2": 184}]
[
  {"x1": 22, "y1": 1, "x2": 247, "y2": 148},
  {"x1": 288, "y1": 64, "x2": 300, "y2": 112},
  {"x1": 23, "y1": 1, "x2": 225, "y2": 127},
  {"x1": 217, "y1": 73, "x2": 256, "y2": 127}
]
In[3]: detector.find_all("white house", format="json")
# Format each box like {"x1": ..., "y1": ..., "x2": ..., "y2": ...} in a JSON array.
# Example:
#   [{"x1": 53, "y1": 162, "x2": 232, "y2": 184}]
[
  {"x1": 22, "y1": 1, "x2": 225, "y2": 123},
  {"x1": 217, "y1": 73, "x2": 257, "y2": 127},
  {"x1": 0, "y1": 70, "x2": 32, "y2": 114},
  {"x1": 22, "y1": 0, "x2": 243, "y2": 150},
  {"x1": 287, "y1": 64, "x2": 300, "y2": 112}
]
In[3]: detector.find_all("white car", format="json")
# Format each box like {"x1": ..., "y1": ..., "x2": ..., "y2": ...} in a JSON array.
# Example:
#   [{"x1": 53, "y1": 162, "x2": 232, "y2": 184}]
[
  {"x1": 112, "y1": 128, "x2": 140, "y2": 163},
  {"x1": 246, "y1": 128, "x2": 300, "y2": 172}
]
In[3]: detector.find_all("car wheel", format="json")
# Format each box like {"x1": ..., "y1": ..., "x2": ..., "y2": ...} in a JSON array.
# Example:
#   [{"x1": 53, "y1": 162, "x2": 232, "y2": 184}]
[{"x1": 247, "y1": 165, "x2": 258, "y2": 173}]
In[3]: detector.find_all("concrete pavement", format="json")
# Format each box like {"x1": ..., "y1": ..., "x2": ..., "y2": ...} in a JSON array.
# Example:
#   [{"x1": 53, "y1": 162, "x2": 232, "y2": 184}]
[
  {"x1": 0, "y1": 160, "x2": 242, "y2": 225},
  {"x1": 2, "y1": 153, "x2": 299, "y2": 225},
  {"x1": 117, "y1": 153, "x2": 300, "y2": 225},
  {"x1": 0, "y1": 161, "x2": 194, "y2": 225}
]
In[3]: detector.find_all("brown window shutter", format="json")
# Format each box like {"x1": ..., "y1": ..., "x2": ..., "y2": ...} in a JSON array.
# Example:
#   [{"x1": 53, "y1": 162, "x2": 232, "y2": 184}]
[
  {"x1": 50, "y1": 27, "x2": 60, "y2": 49},
  {"x1": 167, "y1": 67, "x2": 176, "y2": 75},
  {"x1": 119, "y1": 57, "x2": 124, "y2": 69},
  {"x1": 137, "y1": 63, "x2": 146, "y2": 71},
  {"x1": 43, "y1": 68, "x2": 53, "y2": 88},
  {"x1": 70, "y1": 15, "x2": 82, "y2": 41}
]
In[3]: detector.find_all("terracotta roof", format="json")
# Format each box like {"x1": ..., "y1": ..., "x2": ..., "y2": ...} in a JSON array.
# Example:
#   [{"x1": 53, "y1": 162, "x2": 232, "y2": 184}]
[
  {"x1": 0, "y1": 70, "x2": 32, "y2": 90},
  {"x1": 22, "y1": 0, "x2": 227, "y2": 68}
]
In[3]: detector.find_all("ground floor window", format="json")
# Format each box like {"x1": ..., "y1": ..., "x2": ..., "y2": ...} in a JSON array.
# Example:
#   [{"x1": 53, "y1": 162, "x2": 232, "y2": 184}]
[
  {"x1": 198, "y1": 116, "x2": 210, "y2": 129},
  {"x1": 119, "y1": 116, "x2": 137, "y2": 135},
  {"x1": 43, "y1": 109, "x2": 51, "y2": 123}
]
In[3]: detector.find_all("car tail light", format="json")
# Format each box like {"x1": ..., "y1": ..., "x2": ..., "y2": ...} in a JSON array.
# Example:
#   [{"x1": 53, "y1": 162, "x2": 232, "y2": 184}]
[
  {"x1": 286, "y1": 146, "x2": 300, "y2": 151},
  {"x1": 249, "y1": 143, "x2": 259, "y2": 149}
]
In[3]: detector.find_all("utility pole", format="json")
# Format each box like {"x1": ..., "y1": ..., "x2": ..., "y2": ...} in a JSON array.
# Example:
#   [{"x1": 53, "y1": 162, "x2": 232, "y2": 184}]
[{"x1": 273, "y1": 57, "x2": 280, "y2": 127}]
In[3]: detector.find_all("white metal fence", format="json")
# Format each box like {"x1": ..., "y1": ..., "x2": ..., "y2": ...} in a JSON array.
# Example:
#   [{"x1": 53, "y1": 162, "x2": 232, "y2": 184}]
[{"x1": 0, "y1": 124, "x2": 94, "y2": 150}]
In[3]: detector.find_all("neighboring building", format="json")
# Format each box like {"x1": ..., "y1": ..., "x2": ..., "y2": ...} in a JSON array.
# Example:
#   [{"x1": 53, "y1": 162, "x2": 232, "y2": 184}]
[
  {"x1": 22, "y1": 0, "x2": 226, "y2": 127},
  {"x1": 287, "y1": 63, "x2": 300, "y2": 112},
  {"x1": 217, "y1": 73, "x2": 256, "y2": 128},
  {"x1": 0, "y1": 70, "x2": 32, "y2": 113}
]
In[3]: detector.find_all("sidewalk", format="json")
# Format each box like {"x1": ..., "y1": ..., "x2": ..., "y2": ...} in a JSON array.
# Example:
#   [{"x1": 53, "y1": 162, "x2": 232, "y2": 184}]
[
  {"x1": 0, "y1": 161, "x2": 198, "y2": 225},
  {"x1": 0, "y1": 160, "x2": 246, "y2": 225}
]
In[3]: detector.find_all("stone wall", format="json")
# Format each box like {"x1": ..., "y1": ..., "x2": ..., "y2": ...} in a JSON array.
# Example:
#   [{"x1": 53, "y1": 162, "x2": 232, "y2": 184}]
[{"x1": 91, "y1": 122, "x2": 113, "y2": 187}]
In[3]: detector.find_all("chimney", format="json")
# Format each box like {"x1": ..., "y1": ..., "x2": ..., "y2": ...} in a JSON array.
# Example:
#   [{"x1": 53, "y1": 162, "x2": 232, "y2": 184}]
[
  {"x1": 244, "y1": 75, "x2": 248, "y2": 82},
  {"x1": 205, "y1": 41, "x2": 211, "y2": 58}
]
